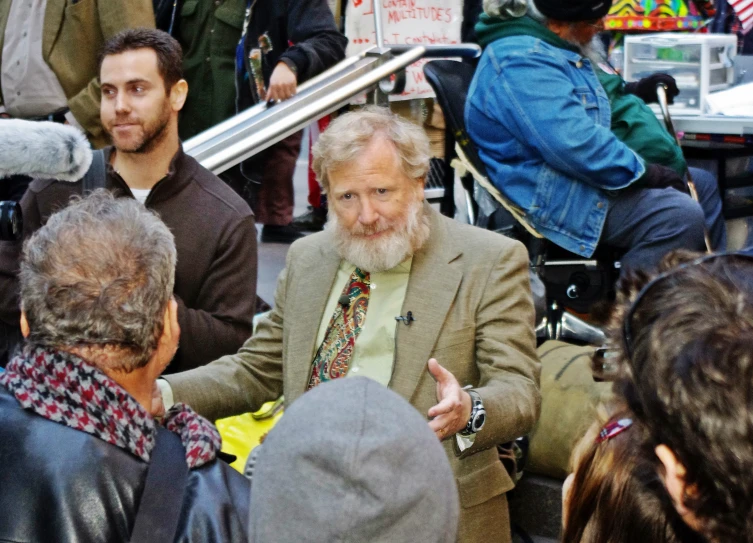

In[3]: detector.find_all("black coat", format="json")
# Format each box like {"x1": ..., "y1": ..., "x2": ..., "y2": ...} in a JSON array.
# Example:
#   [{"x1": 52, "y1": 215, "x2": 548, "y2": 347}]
[
  {"x1": 0, "y1": 386, "x2": 250, "y2": 542},
  {"x1": 236, "y1": 0, "x2": 348, "y2": 109}
]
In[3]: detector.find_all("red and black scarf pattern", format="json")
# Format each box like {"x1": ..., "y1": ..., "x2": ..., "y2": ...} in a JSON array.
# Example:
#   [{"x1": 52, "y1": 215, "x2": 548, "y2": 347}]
[{"x1": 0, "y1": 346, "x2": 220, "y2": 469}]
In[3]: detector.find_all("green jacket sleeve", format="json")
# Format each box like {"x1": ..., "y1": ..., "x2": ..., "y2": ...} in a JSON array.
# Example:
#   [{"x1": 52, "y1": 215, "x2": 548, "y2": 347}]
[{"x1": 599, "y1": 70, "x2": 687, "y2": 176}]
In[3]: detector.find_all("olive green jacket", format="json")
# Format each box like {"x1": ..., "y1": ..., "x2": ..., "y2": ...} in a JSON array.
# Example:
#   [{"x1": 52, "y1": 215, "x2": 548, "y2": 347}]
[
  {"x1": 176, "y1": 0, "x2": 247, "y2": 141},
  {"x1": 0, "y1": 0, "x2": 155, "y2": 147}
]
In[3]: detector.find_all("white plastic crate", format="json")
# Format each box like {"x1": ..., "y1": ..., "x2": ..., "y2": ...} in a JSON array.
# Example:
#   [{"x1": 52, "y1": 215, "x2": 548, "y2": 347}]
[{"x1": 623, "y1": 33, "x2": 737, "y2": 115}]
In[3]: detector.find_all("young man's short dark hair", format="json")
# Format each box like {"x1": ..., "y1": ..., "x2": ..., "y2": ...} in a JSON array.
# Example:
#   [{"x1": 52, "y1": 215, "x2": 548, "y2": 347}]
[
  {"x1": 608, "y1": 251, "x2": 753, "y2": 543},
  {"x1": 99, "y1": 28, "x2": 183, "y2": 90}
]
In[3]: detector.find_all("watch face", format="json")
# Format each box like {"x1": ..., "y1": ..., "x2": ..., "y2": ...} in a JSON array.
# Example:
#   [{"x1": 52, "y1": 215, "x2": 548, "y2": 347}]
[{"x1": 472, "y1": 412, "x2": 485, "y2": 432}]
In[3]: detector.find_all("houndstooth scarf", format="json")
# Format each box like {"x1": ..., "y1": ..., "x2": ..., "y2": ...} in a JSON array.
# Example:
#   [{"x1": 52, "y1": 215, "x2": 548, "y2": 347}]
[{"x1": 0, "y1": 346, "x2": 220, "y2": 469}]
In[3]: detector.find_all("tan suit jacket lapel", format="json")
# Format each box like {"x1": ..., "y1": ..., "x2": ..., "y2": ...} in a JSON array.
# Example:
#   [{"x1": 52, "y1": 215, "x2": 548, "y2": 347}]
[
  {"x1": 390, "y1": 205, "x2": 462, "y2": 402},
  {"x1": 286, "y1": 233, "x2": 341, "y2": 395},
  {"x1": 42, "y1": 0, "x2": 65, "y2": 61}
]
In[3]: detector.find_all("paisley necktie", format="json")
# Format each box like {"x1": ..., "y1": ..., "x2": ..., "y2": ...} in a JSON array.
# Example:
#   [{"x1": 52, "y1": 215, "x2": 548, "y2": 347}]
[{"x1": 307, "y1": 268, "x2": 370, "y2": 389}]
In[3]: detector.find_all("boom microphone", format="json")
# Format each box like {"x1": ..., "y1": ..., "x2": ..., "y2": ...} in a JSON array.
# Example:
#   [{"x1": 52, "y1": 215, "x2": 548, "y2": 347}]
[{"x1": 0, "y1": 119, "x2": 93, "y2": 182}]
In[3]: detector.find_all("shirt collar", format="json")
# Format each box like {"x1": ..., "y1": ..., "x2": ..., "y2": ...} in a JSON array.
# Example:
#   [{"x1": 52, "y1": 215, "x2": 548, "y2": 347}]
[
  {"x1": 340, "y1": 256, "x2": 414, "y2": 275},
  {"x1": 103, "y1": 144, "x2": 194, "y2": 204}
]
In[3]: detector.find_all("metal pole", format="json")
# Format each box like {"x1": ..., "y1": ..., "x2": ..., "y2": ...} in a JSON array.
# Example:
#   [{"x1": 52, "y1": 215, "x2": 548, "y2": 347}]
[
  {"x1": 372, "y1": 0, "x2": 386, "y2": 49},
  {"x1": 370, "y1": 0, "x2": 389, "y2": 105}
]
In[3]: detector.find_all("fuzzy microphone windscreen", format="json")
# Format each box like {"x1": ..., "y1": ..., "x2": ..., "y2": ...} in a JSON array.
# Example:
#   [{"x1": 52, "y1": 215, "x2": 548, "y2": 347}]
[{"x1": 0, "y1": 119, "x2": 93, "y2": 182}]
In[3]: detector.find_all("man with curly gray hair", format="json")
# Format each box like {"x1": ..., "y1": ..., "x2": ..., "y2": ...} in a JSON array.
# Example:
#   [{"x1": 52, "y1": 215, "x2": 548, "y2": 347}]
[
  {"x1": 157, "y1": 107, "x2": 541, "y2": 543},
  {"x1": 0, "y1": 191, "x2": 250, "y2": 542},
  {"x1": 19, "y1": 191, "x2": 177, "y2": 373}
]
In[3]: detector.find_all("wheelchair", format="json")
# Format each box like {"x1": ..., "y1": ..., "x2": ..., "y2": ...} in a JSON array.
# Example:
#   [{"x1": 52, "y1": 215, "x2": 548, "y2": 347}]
[{"x1": 423, "y1": 59, "x2": 616, "y2": 346}]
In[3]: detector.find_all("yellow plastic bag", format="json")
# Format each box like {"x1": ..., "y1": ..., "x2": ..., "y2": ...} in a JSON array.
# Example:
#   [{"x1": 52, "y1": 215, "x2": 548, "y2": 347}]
[{"x1": 216, "y1": 398, "x2": 284, "y2": 473}]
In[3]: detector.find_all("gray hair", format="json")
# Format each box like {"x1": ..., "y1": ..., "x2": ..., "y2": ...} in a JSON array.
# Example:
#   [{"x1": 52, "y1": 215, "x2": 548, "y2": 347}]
[
  {"x1": 483, "y1": 0, "x2": 546, "y2": 21},
  {"x1": 20, "y1": 190, "x2": 176, "y2": 372},
  {"x1": 311, "y1": 106, "x2": 431, "y2": 194}
]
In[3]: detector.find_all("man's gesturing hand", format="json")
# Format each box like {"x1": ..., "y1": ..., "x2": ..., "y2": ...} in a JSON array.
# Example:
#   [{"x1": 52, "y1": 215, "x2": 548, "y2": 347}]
[{"x1": 427, "y1": 358, "x2": 472, "y2": 440}]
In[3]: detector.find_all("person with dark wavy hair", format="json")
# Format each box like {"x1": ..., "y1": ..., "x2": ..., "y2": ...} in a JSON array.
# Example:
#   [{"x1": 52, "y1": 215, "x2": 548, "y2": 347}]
[
  {"x1": 603, "y1": 251, "x2": 753, "y2": 543},
  {"x1": 562, "y1": 411, "x2": 706, "y2": 543}
]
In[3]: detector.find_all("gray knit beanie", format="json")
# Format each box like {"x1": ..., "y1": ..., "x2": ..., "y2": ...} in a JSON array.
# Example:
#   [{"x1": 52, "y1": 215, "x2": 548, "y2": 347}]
[{"x1": 248, "y1": 377, "x2": 459, "y2": 543}]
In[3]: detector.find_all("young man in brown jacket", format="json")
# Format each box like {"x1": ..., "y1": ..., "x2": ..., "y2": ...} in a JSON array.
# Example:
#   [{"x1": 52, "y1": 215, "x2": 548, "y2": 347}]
[{"x1": 0, "y1": 29, "x2": 257, "y2": 372}]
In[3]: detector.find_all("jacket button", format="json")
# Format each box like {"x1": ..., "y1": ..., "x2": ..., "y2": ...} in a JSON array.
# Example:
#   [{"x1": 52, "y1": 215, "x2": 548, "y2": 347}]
[
  {"x1": 576, "y1": 60, "x2": 583, "y2": 68},
  {"x1": 580, "y1": 244, "x2": 586, "y2": 252},
  {"x1": 597, "y1": 201, "x2": 604, "y2": 209}
]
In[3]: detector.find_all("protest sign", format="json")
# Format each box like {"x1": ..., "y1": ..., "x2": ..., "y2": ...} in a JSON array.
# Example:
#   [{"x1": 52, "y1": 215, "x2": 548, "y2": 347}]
[{"x1": 345, "y1": 0, "x2": 463, "y2": 100}]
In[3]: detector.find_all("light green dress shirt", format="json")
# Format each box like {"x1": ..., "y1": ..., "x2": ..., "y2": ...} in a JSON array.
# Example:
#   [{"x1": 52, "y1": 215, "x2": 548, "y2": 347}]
[
  {"x1": 314, "y1": 258, "x2": 413, "y2": 387},
  {"x1": 160, "y1": 257, "x2": 413, "y2": 409}
]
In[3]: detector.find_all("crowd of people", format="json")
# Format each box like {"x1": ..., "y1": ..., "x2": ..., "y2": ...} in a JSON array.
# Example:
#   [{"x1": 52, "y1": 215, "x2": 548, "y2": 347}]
[{"x1": 0, "y1": 0, "x2": 751, "y2": 542}]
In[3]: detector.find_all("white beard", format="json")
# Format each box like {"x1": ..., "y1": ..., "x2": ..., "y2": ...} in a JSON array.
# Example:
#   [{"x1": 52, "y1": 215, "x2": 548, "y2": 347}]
[
  {"x1": 581, "y1": 35, "x2": 608, "y2": 66},
  {"x1": 327, "y1": 200, "x2": 431, "y2": 273}
]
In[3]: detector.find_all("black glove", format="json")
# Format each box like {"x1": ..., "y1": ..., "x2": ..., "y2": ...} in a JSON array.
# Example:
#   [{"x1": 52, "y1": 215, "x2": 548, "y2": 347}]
[
  {"x1": 624, "y1": 73, "x2": 680, "y2": 104},
  {"x1": 638, "y1": 163, "x2": 689, "y2": 194}
]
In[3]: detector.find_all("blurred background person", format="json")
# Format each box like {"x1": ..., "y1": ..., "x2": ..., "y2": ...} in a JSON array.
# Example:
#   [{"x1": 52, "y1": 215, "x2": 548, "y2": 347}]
[
  {"x1": 176, "y1": 0, "x2": 347, "y2": 243},
  {"x1": 467, "y1": 0, "x2": 725, "y2": 272}
]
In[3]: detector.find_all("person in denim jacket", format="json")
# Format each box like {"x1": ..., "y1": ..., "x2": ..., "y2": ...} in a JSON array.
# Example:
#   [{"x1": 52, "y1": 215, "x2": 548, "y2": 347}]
[{"x1": 466, "y1": 0, "x2": 723, "y2": 271}]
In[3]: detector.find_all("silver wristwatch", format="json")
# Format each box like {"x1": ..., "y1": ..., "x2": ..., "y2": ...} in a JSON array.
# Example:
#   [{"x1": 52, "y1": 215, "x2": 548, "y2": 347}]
[{"x1": 460, "y1": 389, "x2": 486, "y2": 436}]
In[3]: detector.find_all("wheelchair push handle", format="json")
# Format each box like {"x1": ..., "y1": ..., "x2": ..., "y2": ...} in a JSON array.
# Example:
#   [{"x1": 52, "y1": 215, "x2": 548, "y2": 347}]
[{"x1": 656, "y1": 84, "x2": 678, "y2": 146}]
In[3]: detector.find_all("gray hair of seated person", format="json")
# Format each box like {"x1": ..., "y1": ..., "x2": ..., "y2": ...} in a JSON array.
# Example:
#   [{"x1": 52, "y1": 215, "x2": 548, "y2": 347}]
[
  {"x1": 311, "y1": 106, "x2": 431, "y2": 194},
  {"x1": 20, "y1": 190, "x2": 176, "y2": 372},
  {"x1": 483, "y1": 0, "x2": 546, "y2": 21}
]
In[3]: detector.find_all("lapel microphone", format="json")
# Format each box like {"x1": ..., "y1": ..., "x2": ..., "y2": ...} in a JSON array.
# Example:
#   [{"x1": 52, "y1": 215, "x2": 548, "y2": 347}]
[
  {"x1": 395, "y1": 311, "x2": 415, "y2": 326},
  {"x1": 338, "y1": 295, "x2": 351, "y2": 307}
]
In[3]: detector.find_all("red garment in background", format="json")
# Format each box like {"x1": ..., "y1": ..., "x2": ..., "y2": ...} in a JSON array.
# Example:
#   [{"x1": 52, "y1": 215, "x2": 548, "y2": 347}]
[{"x1": 307, "y1": 115, "x2": 331, "y2": 209}]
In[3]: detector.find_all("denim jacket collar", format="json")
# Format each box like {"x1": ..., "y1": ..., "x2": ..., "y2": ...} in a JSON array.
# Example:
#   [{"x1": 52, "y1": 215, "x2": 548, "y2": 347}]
[{"x1": 475, "y1": 14, "x2": 580, "y2": 54}]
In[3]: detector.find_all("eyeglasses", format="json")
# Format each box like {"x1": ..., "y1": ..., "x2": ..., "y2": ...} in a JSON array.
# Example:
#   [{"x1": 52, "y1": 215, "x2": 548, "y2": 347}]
[
  {"x1": 621, "y1": 252, "x2": 753, "y2": 364},
  {"x1": 596, "y1": 417, "x2": 633, "y2": 443}
]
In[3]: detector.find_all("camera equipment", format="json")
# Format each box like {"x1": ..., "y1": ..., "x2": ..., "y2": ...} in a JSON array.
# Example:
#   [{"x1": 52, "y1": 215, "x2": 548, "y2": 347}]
[{"x1": 0, "y1": 201, "x2": 22, "y2": 241}]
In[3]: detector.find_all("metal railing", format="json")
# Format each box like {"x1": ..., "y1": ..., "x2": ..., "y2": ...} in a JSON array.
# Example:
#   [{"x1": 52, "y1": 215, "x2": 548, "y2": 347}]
[
  {"x1": 185, "y1": 47, "x2": 425, "y2": 174},
  {"x1": 183, "y1": 5, "x2": 480, "y2": 177}
]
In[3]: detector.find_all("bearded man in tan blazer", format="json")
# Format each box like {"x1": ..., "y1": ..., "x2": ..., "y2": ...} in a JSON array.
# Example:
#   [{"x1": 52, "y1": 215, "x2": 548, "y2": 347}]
[{"x1": 156, "y1": 107, "x2": 541, "y2": 543}]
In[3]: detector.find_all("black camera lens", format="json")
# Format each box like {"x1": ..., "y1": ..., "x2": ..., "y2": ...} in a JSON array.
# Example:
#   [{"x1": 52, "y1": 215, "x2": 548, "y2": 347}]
[{"x1": 0, "y1": 201, "x2": 22, "y2": 241}]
